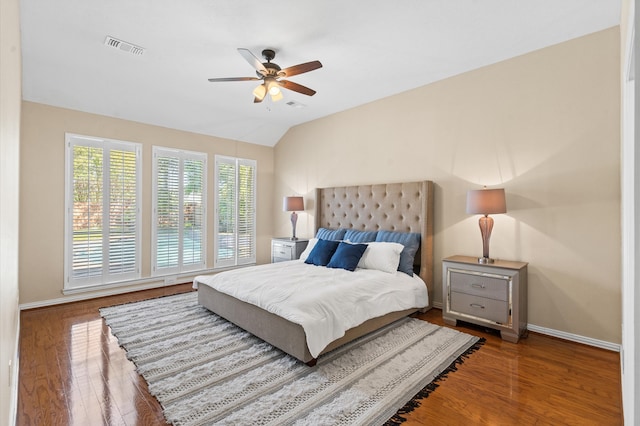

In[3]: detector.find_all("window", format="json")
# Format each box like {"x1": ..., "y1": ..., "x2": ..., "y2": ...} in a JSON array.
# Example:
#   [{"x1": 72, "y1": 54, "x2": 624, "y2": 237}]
[
  {"x1": 214, "y1": 155, "x2": 256, "y2": 268},
  {"x1": 152, "y1": 147, "x2": 207, "y2": 275},
  {"x1": 64, "y1": 134, "x2": 141, "y2": 289}
]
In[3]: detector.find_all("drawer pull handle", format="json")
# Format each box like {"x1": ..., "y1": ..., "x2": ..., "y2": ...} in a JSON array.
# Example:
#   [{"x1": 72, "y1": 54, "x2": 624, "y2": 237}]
[
  {"x1": 470, "y1": 303, "x2": 485, "y2": 309},
  {"x1": 471, "y1": 283, "x2": 485, "y2": 289}
]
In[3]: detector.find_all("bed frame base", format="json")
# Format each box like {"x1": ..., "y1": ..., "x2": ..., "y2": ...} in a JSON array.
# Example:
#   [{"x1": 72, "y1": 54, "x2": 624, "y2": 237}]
[{"x1": 198, "y1": 284, "x2": 419, "y2": 365}]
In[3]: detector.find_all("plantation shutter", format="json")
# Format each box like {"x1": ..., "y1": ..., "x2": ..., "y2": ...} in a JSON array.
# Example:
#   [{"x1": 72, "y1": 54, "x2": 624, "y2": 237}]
[
  {"x1": 214, "y1": 156, "x2": 256, "y2": 268},
  {"x1": 70, "y1": 144, "x2": 104, "y2": 282},
  {"x1": 108, "y1": 149, "x2": 138, "y2": 275},
  {"x1": 152, "y1": 147, "x2": 206, "y2": 275},
  {"x1": 183, "y1": 158, "x2": 205, "y2": 267},
  {"x1": 65, "y1": 134, "x2": 141, "y2": 289},
  {"x1": 155, "y1": 155, "x2": 180, "y2": 270},
  {"x1": 237, "y1": 159, "x2": 256, "y2": 264}
]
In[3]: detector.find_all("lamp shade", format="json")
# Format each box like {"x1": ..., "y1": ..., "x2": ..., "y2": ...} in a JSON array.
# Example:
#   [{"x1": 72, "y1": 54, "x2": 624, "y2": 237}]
[
  {"x1": 253, "y1": 84, "x2": 266, "y2": 101},
  {"x1": 283, "y1": 196, "x2": 304, "y2": 212},
  {"x1": 466, "y1": 188, "x2": 506, "y2": 215}
]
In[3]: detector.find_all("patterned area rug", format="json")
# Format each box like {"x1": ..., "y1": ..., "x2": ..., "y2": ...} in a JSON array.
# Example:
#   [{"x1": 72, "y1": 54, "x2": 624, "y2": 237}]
[{"x1": 100, "y1": 291, "x2": 483, "y2": 426}]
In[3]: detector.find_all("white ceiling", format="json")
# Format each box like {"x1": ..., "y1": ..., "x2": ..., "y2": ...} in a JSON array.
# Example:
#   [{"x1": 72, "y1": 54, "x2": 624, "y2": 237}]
[{"x1": 19, "y1": 0, "x2": 620, "y2": 147}]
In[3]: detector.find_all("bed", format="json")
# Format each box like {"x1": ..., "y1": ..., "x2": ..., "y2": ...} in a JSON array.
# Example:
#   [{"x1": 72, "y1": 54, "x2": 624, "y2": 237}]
[{"x1": 194, "y1": 180, "x2": 434, "y2": 366}]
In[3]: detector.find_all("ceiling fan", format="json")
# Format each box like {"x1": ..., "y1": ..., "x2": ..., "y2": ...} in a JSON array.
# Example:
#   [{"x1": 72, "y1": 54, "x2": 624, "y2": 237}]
[{"x1": 208, "y1": 48, "x2": 322, "y2": 103}]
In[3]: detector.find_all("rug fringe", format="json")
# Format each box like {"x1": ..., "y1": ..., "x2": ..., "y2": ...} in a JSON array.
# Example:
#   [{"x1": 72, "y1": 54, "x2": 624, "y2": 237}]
[{"x1": 384, "y1": 337, "x2": 486, "y2": 425}]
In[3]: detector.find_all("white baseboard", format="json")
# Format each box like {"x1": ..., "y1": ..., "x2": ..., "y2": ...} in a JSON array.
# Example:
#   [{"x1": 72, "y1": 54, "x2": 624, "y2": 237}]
[
  {"x1": 19, "y1": 278, "x2": 191, "y2": 310},
  {"x1": 527, "y1": 323, "x2": 621, "y2": 352},
  {"x1": 430, "y1": 304, "x2": 619, "y2": 352},
  {"x1": 20, "y1": 265, "x2": 260, "y2": 310}
]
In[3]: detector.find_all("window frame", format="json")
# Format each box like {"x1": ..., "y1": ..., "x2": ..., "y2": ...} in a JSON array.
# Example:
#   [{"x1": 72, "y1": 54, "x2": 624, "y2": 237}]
[
  {"x1": 214, "y1": 155, "x2": 257, "y2": 269},
  {"x1": 64, "y1": 133, "x2": 142, "y2": 290},
  {"x1": 151, "y1": 146, "x2": 208, "y2": 276}
]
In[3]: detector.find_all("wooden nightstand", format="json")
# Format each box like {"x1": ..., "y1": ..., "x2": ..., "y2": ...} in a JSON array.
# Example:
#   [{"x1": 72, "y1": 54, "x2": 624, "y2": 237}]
[
  {"x1": 442, "y1": 255, "x2": 528, "y2": 342},
  {"x1": 271, "y1": 238, "x2": 309, "y2": 263}
]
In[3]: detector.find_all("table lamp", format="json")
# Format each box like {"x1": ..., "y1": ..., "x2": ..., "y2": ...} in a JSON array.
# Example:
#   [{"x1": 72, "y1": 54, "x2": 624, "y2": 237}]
[
  {"x1": 283, "y1": 196, "x2": 304, "y2": 240},
  {"x1": 466, "y1": 187, "x2": 507, "y2": 264}
]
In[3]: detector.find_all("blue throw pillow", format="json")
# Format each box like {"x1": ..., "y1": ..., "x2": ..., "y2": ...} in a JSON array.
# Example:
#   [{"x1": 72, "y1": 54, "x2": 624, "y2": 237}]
[
  {"x1": 375, "y1": 231, "x2": 421, "y2": 276},
  {"x1": 315, "y1": 227, "x2": 347, "y2": 241},
  {"x1": 326, "y1": 242, "x2": 368, "y2": 271},
  {"x1": 344, "y1": 229, "x2": 378, "y2": 243},
  {"x1": 304, "y1": 239, "x2": 340, "y2": 266}
]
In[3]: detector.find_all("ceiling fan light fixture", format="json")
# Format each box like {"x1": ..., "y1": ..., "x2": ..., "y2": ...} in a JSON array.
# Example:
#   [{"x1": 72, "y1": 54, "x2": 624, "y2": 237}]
[
  {"x1": 253, "y1": 84, "x2": 266, "y2": 100},
  {"x1": 265, "y1": 78, "x2": 281, "y2": 95},
  {"x1": 270, "y1": 91, "x2": 283, "y2": 102},
  {"x1": 264, "y1": 77, "x2": 283, "y2": 101},
  {"x1": 268, "y1": 84, "x2": 281, "y2": 96}
]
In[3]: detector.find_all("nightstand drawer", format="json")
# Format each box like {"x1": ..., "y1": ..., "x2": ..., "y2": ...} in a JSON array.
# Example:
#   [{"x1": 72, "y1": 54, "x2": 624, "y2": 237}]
[
  {"x1": 272, "y1": 242, "x2": 294, "y2": 259},
  {"x1": 449, "y1": 270, "x2": 508, "y2": 301},
  {"x1": 271, "y1": 238, "x2": 309, "y2": 263},
  {"x1": 450, "y1": 292, "x2": 509, "y2": 324}
]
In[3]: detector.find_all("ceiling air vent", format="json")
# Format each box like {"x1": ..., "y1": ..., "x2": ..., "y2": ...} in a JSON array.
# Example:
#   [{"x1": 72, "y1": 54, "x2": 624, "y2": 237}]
[
  {"x1": 104, "y1": 36, "x2": 144, "y2": 56},
  {"x1": 286, "y1": 100, "x2": 306, "y2": 109}
]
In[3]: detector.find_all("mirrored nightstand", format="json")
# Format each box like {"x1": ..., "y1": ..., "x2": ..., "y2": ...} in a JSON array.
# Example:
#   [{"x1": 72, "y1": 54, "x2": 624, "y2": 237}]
[{"x1": 271, "y1": 238, "x2": 309, "y2": 263}]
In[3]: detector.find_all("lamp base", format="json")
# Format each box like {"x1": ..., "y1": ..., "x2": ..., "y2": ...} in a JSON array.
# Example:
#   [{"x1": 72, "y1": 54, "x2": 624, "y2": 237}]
[
  {"x1": 290, "y1": 211, "x2": 298, "y2": 241},
  {"x1": 290, "y1": 237, "x2": 298, "y2": 241},
  {"x1": 477, "y1": 215, "x2": 495, "y2": 264}
]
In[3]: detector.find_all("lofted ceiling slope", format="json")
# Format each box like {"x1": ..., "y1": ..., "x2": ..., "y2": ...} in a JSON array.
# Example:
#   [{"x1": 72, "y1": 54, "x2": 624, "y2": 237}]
[{"x1": 19, "y1": 0, "x2": 621, "y2": 147}]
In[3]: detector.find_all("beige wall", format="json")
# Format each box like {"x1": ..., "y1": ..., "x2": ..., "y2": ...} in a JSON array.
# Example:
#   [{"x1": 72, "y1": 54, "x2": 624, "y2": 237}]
[
  {"x1": 1, "y1": 0, "x2": 22, "y2": 421},
  {"x1": 19, "y1": 102, "x2": 275, "y2": 304},
  {"x1": 275, "y1": 28, "x2": 621, "y2": 344}
]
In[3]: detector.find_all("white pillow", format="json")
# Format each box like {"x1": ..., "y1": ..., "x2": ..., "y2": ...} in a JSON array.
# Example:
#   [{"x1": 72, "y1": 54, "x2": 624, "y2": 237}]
[
  {"x1": 357, "y1": 241, "x2": 404, "y2": 273},
  {"x1": 298, "y1": 238, "x2": 318, "y2": 262}
]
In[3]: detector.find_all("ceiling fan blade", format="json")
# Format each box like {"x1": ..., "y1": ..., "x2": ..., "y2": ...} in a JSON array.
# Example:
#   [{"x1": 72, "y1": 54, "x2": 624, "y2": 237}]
[
  {"x1": 253, "y1": 96, "x2": 264, "y2": 103},
  {"x1": 278, "y1": 80, "x2": 316, "y2": 96},
  {"x1": 278, "y1": 60, "x2": 322, "y2": 78},
  {"x1": 208, "y1": 77, "x2": 261, "y2": 82},
  {"x1": 237, "y1": 48, "x2": 268, "y2": 75}
]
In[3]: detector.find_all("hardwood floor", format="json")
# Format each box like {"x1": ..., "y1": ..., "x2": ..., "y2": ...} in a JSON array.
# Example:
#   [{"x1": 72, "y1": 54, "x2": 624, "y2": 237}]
[
  {"x1": 409, "y1": 314, "x2": 623, "y2": 425},
  {"x1": 18, "y1": 285, "x2": 622, "y2": 425}
]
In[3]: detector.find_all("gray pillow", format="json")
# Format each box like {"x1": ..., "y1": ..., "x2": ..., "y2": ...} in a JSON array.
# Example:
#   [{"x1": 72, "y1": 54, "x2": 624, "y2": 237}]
[{"x1": 375, "y1": 230, "x2": 421, "y2": 276}]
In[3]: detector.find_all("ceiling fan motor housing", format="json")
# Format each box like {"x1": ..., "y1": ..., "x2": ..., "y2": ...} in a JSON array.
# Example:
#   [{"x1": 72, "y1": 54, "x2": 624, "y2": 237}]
[
  {"x1": 261, "y1": 49, "x2": 276, "y2": 61},
  {"x1": 256, "y1": 49, "x2": 281, "y2": 77},
  {"x1": 261, "y1": 62, "x2": 281, "y2": 75}
]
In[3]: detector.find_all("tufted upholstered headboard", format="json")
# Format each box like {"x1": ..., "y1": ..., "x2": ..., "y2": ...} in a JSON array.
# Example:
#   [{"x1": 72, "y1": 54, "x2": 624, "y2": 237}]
[{"x1": 315, "y1": 181, "x2": 434, "y2": 308}]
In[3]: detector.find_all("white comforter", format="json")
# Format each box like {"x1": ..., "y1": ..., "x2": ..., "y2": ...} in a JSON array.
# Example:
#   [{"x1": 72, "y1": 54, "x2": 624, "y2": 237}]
[{"x1": 193, "y1": 260, "x2": 429, "y2": 358}]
